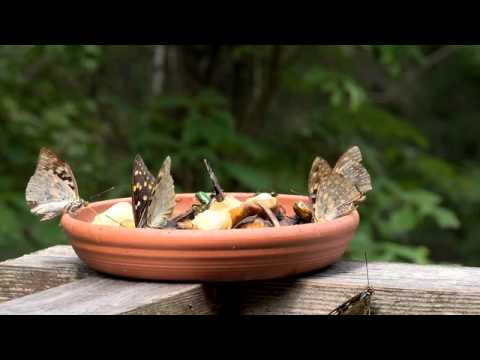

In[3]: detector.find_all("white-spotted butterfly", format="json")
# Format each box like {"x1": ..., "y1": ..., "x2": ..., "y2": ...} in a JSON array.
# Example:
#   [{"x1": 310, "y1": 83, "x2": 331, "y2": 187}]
[{"x1": 132, "y1": 154, "x2": 176, "y2": 228}]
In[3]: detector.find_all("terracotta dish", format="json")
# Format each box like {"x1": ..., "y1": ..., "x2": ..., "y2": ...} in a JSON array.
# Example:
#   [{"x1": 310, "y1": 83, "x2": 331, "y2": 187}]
[{"x1": 61, "y1": 193, "x2": 360, "y2": 282}]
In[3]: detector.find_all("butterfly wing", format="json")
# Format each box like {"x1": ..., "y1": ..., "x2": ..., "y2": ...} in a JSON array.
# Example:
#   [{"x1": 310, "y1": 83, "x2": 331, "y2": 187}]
[
  {"x1": 25, "y1": 148, "x2": 79, "y2": 221},
  {"x1": 308, "y1": 156, "x2": 332, "y2": 203},
  {"x1": 333, "y1": 146, "x2": 372, "y2": 193},
  {"x1": 336, "y1": 146, "x2": 363, "y2": 166},
  {"x1": 336, "y1": 161, "x2": 372, "y2": 194},
  {"x1": 146, "y1": 156, "x2": 176, "y2": 229},
  {"x1": 329, "y1": 290, "x2": 372, "y2": 315},
  {"x1": 203, "y1": 159, "x2": 225, "y2": 202},
  {"x1": 314, "y1": 173, "x2": 363, "y2": 222},
  {"x1": 329, "y1": 292, "x2": 363, "y2": 315},
  {"x1": 328, "y1": 292, "x2": 370, "y2": 315},
  {"x1": 156, "y1": 155, "x2": 172, "y2": 179},
  {"x1": 132, "y1": 155, "x2": 157, "y2": 228},
  {"x1": 342, "y1": 297, "x2": 371, "y2": 315}
]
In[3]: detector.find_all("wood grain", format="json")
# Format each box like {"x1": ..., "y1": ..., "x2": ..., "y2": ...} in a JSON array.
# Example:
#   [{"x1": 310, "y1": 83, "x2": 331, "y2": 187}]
[
  {"x1": 0, "y1": 246, "x2": 93, "y2": 303},
  {"x1": 225, "y1": 261, "x2": 480, "y2": 315},
  {"x1": 2, "y1": 246, "x2": 480, "y2": 314},
  {"x1": 0, "y1": 274, "x2": 219, "y2": 315}
]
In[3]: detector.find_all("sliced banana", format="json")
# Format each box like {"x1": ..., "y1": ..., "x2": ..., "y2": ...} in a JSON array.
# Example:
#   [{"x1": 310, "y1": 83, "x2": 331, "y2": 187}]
[{"x1": 92, "y1": 202, "x2": 135, "y2": 227}]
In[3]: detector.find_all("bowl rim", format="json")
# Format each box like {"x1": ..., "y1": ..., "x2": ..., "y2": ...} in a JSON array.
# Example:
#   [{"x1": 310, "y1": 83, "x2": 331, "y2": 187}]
[{"x1": 61, "y1": 193, "x2": 360, "y2": 250}]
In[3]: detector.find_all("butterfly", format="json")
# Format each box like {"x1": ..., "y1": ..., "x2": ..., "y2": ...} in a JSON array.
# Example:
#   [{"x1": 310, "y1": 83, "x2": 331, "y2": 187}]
[
  {"x1": 132, "y1": 154, "x2": 176, "y2": 229},
  {"x1": 329, "y1": 252, "x2": 375, "y2": 315},
  {"x1": 308, "y1": 146, "x2": 372, "y2": 223},
  {"x1": 329, "y1": 287, "x2": 375, "y2": 315},
  {"x1": 25, "y1": 147, "x2": 87, "y2": 221}
]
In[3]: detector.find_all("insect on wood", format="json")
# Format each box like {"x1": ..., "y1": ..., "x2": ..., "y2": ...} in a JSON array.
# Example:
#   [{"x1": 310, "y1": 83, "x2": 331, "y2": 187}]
[{"x1": 329, "y1": 252, "x2": 375, "y2": 315}]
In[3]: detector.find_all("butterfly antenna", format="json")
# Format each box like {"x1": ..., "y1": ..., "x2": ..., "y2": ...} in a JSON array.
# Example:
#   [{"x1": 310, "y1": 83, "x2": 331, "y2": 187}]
[
  {"x1": 88, "y1": 187, "x2": 115, "y2": 201},
  {"x1": 103, "y1": 214, "x2": 125, "y2": 227},
  {"x1": 364, "y1": 251, "x2": 371, "y2": 288}
]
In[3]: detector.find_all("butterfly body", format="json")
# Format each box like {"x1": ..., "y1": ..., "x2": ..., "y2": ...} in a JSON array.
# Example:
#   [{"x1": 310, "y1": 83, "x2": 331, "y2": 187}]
[
  {"x1": 30, "y1": 200, "x2": 87, "y2": 220},
  {"x1": 26, "y1": 148, "x2": 87, "y2": 221}
]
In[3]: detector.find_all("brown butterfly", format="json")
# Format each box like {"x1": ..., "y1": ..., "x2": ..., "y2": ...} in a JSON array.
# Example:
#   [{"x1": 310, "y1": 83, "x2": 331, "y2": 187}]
[
  {"x1": 308, "y1": 146, "x2": 372, "y2": 223},
  {"x1": 26, "y1": 148, "x2": 87, "y2": 221},
  {"x1": 329, "y1": 253, "x2": 375, "y2": 315},
  {"x1": 132, "y1": 155, "x2": 176, "y2": 229},
  {"x1": 329, "y1": 287, "x2": 375, "y2": 315}
]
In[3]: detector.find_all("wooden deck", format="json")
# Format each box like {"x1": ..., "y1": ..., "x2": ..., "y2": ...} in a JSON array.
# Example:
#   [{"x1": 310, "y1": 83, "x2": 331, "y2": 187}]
[{"x1": 1, "y1": 246, "x2": 479, "y2": 315}]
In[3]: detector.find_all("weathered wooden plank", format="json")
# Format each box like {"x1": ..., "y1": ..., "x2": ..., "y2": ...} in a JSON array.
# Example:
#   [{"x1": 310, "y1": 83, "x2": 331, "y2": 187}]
[
  {"x1": 3, "y1": 246, "x2": 480, "y2": 315},
  {"x1": 225, "y1": 261, "x2": 480, "y2": 315},
  {"x1": 0, "y1": 246, "x2": 93, "y2": 303},
  {"x1": 0, "y1": 274, "x2": 219, "y2": 315}
]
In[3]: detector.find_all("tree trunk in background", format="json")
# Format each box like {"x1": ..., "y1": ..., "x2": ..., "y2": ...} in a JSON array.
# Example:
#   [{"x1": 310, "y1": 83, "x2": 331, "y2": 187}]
[
  {"x1": 152, "y1": 45, "x2": 167, "y2": 96},
  {"x1": 166, "y1": 45, "x2": 184, "y2": 94},
  {"x1": 156, "y1": 46, "x2": 285, "y2": 136},
  {"x1": 231, "y1": 49, "x2": 255, "y2": 131},
  {"x1": 243, "y1": 46, "x2": 284, "y2": 135}
]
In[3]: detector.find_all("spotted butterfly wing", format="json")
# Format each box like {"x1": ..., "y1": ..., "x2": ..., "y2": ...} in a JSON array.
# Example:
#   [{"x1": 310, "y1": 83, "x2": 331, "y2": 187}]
[
  {"x1": 26, "y1": 147, "x2": 85, "y2": 221},
  {"x1": 309, "y1": 146, "x2": 372, "y2": 223},
  {"x1": 145, "y1": 156, "x2": 176, "y2": 229},
  {"x1": 308, "y1": 156, "x2": 332, "y2": 204},
  {"x1": 132, "y1": 155, "x2": 157, "y2": 228},
  {"x1": 333, "y1": 146, "x2": 372, "y2": 194},
  {"x1": 314, "y1": 173, "x2": 363, "y2": 223},
  {"x1": 335, "y1": 146, "x2": 363, "y2": 168}
]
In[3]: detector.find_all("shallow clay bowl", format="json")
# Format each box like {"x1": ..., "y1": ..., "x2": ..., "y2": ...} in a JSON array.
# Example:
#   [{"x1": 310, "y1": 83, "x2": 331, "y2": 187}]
[{"x1": 61, "y1": 193, "x2": 359, "y2": 282}]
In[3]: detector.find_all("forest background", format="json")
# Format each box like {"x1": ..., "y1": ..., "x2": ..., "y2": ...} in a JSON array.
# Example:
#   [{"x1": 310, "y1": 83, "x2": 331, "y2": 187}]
[{"x1": 1, "y1": 45, "x2": 478, "y2": 266}]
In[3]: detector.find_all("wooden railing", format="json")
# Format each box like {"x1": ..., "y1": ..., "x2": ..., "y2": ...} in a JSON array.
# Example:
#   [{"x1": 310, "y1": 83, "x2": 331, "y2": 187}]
[{"x1": 1, "y1": 246, "x2": 480, "y2": 315}]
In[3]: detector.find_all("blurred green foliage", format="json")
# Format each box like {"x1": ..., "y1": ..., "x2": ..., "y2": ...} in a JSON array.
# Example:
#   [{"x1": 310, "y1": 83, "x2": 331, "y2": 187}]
[{"x1": 0, "y1": 45, "x2": 478, "y2": 266}]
